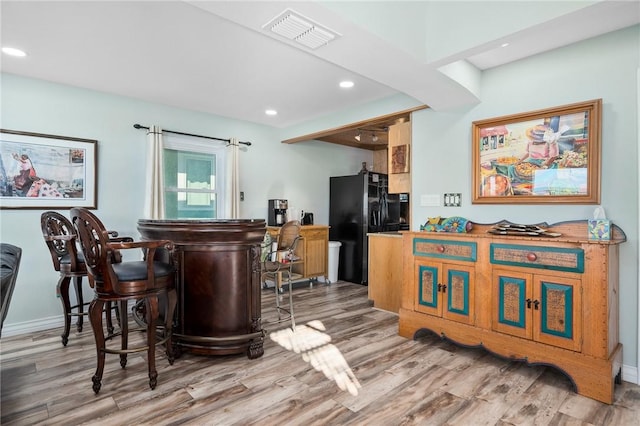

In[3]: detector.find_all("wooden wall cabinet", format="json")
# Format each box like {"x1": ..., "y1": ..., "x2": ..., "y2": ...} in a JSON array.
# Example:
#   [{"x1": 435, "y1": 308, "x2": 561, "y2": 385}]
[
  {"x1": 399, "y1": 221, "x2": 626, "y2": 404},
  {"x1": 373, "y1": 149, "x2": 388, "y2": 174},
  {"x1": 388, "y1": 121, "x2": 411, "y2": 194},
  {"x1": 268, "y1": 225, "x2": 329, "y2": 280}
]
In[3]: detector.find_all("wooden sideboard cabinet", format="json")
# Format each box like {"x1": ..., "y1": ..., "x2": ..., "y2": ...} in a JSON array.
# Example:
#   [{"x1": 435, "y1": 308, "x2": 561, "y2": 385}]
[
  {"x1": 399, "y1": 221, "x2": 626, "y2": 404},
  {"x1": 268, "y1": 225, "x2": 329, "y2": 281}
]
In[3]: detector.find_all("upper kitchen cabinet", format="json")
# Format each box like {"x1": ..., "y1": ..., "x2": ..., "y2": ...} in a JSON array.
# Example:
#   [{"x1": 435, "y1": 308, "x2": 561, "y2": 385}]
[
  {"x1": 372, "y1": 150, "x2": 388, "y2": 174},
  {"x1": 388, "y1": 121, "x2": 411, "y2": 194}
]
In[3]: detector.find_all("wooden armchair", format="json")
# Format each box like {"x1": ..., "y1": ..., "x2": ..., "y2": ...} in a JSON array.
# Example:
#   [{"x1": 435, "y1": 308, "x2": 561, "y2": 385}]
[
  {"x1": 70, "y1": 208, "x2": 177, "y2": 393},
  {"x1": 41, "y1": 211, "x2": 131, "y2": 345}
]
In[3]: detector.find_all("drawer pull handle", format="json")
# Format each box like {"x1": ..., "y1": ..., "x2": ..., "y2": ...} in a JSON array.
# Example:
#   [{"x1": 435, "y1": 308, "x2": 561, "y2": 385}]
[
  {"x1": 526, "y1": 252, "x2": 537, "y2": 262},
  {"x1": 438, "y1": 245, "x2": 445, "y2": 253}
]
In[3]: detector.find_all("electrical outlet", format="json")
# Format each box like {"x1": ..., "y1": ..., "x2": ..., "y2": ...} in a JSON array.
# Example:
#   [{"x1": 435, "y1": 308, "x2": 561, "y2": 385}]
[
  {"x1": 444, "y1": 193, "x2": 462, "y2": 207},
  {"x1": 240, "y1": 191, "x2": 245, "y2": 201}
]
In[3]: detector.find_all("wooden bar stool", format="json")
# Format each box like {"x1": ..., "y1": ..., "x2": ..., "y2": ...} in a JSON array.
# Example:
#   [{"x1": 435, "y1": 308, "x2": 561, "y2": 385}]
[
  {"x1": 41, "y1": 211, "x2": 129, "y2": 345},
  {"x1": 261, "y1": 220, "x2": 301, "y2": 330},
  {"x1": 71, "y1": 208, "x2": 177, "y2": 393}
]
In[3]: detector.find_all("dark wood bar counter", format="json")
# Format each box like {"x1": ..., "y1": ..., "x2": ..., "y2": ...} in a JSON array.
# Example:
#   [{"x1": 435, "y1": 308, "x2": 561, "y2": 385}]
[{"x1": 137, "y1": 219, "x2": 266, "y2": 359}]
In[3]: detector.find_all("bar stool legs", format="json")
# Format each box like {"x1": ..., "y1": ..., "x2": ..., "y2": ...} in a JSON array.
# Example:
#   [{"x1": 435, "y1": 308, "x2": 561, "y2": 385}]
[{"x1": 274, "y1": 271, "x2": 295, "y2": 330}]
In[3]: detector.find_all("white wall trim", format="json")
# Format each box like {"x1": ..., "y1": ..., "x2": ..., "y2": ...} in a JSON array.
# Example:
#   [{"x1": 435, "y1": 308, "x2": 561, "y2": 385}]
[
  {"x1": 637, "y1": 66, "x2": 640, "y2": 385},
  {"x1": 1, "y1": 316, "x2": 64, "y2": 338},
  {"x1": 623, "y1": 365, "x2": 638, "y2": 385}
]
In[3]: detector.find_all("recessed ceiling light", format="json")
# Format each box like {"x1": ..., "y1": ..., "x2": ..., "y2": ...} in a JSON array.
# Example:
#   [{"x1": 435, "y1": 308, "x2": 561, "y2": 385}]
[
  {"x1": 501, "y1": 43, "x2": 509, "y2": 48},
  {"x1": 2, "y1": 47, "x2": 27, "y2": 57},
  {"x1": 339, "y1": 80, "x2": 354, "y2": 88},
  {"x1": 265, "y1": 109, "x2": 278, "y2": 116}
]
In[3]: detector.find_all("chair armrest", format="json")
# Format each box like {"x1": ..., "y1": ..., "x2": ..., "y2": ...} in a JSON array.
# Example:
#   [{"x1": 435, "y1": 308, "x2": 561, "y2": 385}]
[
  {"x1": 44, "y1": 234, "x2": 75, "y2": 242},
  {"x1": 107, "y1": 239, "x2": 175, "y2": 282},
  {"x1": 107, "y1": 231, "x2": 134, "y2": 243},
  {"x1": 108, "y1": 240, "x2": 173, "y2": 251},
  {"x1": 108, "y1": 236, "x2": 134, "y2": 243},
  {"x1": 262, "y1": 248, "x2": 301, "y2": 273}
]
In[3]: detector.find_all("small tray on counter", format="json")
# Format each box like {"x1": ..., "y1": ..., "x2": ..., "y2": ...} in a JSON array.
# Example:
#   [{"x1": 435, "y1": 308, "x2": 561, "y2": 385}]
[{"x1": 487, "y1": 223, "x2": 561, "y2": 237}]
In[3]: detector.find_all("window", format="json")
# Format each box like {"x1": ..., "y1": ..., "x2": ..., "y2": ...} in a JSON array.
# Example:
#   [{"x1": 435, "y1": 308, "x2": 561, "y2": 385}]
[{"x1": 163, "y1": 135, "x2": 226, "y2": 219}]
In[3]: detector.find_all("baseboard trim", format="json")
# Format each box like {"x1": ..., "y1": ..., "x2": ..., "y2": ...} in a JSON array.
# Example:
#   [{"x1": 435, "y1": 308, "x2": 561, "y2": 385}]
[
  {"x1": 2, "y1": 315, "x2": 64, "y2": 338},
  {"x1": 622, "y1": 364, "x2": 639, "y2": 385}
]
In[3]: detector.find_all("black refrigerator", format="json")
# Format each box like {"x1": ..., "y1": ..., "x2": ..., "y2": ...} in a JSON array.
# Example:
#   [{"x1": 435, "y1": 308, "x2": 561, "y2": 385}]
[{"x1": 329, "y1": 172, "x2": 400, "y2": 285}]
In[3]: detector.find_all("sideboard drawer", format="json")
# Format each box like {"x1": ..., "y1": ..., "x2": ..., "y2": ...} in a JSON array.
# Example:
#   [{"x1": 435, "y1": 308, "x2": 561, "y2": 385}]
[
  {"x1": 413, "y1": 238, "x2": 477, "y2": 262},
  {"x1": 490, "y1": 243, "x2": 584, "y2": 273}
]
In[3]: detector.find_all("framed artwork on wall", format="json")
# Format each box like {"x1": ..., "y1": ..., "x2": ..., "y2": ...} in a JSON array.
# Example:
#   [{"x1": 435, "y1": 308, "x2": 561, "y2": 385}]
[
  {"x1": 391, "y1": 144, "x2": 409, "y2": 174},
  {"x1": 0, "y1": 129, "x2": 97, "y2": 209},
  {"x1": 471, "y1": 99, "x2": 601, "y2": 204}
]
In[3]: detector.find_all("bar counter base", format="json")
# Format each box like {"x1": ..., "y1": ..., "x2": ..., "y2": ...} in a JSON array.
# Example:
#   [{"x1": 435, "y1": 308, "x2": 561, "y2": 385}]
[{"x1": 138, "y1": 219, "x2": 266, "y2": 359}]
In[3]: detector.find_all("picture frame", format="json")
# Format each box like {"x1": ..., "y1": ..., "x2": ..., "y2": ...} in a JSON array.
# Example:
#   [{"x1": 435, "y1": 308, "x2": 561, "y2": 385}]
[
  {"x1": 391, "y1": 144, "x2": 410, "y2": 174},
  {"x1": 471, "y1": 99, "x2": 601, "y2": 204},
  {"x1": 0, "y1": 129, "x2": 97, "y2": 209}
]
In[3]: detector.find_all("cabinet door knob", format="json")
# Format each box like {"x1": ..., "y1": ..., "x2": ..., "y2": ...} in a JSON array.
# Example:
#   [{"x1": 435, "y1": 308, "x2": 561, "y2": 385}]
[
  {"x1": 533, "y1": 300, "x2": 540, "y2": 310},
  {"x1": 526, "y1": 298, "x2": 532, "y2": 308},
  {"x1": 526, "y1": 252, "x2": 537, "y2": 262},
  {"x1": 438, "y1": 245, "x2": 445, "y2": 253}
]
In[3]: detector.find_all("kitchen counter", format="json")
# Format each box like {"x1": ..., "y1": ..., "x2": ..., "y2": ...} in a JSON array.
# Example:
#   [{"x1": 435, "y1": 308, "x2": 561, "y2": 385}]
[{"x1": 267, "y1": 225, "x2": 329, "y2": 281}]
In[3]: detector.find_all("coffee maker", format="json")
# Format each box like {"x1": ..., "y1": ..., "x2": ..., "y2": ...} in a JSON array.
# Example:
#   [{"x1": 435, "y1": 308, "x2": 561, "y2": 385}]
[{"x1": 268, "y1": 199, "x2": 288, "y2": 226}]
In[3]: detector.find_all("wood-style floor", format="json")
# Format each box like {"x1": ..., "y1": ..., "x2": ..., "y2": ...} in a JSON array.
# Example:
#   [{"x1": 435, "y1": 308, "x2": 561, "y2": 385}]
[{"x1": 2, "y1": 281, "x2": 640, "y2": 425}]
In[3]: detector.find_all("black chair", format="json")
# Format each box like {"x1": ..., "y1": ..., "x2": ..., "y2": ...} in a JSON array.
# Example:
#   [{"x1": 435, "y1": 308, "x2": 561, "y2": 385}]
[
  {"x1": 71, "y1": 207, "x2": 177, "y2": 393},
  {"x1": 0, "y1": 243, "x2": 22, "y2": 337}
]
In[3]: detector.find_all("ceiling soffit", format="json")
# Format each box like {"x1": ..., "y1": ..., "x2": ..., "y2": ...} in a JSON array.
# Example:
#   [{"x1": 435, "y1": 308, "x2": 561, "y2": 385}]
[{"x1": 282, "y1": 106, "x2": 427, "y2": 151}]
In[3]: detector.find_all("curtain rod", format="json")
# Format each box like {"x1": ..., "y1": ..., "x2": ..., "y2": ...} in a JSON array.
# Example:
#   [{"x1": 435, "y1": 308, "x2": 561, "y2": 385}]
[{"x1": 133, "y1": 124, "x2": 252, "y2": 146}]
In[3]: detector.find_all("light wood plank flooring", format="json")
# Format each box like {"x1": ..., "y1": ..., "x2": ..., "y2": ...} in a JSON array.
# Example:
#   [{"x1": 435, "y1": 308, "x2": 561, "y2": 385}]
[{"x1": 2, "y1": 281, "x2": 640, "y2": 425}]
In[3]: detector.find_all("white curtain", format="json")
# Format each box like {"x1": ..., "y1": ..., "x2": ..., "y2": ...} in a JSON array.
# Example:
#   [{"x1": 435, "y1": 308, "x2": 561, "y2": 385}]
[
  {"x1": 225, "y1": 138, "x2": 240, "y2": 219},
  {"x1": 143, "y1": 125, "x2": 165, "y2": 219}
]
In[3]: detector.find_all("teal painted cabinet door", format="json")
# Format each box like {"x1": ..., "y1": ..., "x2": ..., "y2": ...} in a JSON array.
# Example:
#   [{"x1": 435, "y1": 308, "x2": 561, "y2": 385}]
[
  {"x1": 415, "y1": 260, "x2": 475, "y2": 325},
  {"x1": 492, "y1": 268, "x2": 581, "y2": 352}
]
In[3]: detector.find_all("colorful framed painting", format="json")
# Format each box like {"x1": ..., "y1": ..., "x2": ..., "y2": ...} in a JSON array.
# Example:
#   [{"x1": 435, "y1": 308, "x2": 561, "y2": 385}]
[
  {"x1": 471, "y1": 99, "x2": 601, "y2": 204},
  {"x1": 0, "y1": 129, "x2": 97, "y2": 209}
]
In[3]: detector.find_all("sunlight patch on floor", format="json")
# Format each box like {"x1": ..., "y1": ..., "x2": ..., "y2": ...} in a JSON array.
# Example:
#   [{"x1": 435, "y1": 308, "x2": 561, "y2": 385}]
[{"x1": 269, "y1": 320, "x2": 361, "y2": 396}]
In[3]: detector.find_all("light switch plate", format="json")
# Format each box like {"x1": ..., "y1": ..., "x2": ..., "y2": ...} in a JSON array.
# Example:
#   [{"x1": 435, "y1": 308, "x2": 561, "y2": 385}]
[{"x1": 444, "y1": 193, "x2": 462, "y2": 207}]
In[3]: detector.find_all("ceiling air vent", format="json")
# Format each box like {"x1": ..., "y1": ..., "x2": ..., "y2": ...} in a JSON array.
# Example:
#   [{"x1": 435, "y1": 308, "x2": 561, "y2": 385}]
[{"x1": 263, "y1": 9, "x2": 341, "y2": 50}]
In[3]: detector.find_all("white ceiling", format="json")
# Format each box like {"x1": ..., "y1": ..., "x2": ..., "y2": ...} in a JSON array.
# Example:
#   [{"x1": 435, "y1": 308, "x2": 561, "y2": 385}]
[{"x1": 1, "y1": 1, "x2": 638, "y2": 129}]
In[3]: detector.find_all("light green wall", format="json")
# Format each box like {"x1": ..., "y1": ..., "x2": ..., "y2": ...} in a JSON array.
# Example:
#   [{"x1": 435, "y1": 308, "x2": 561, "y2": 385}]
[
  {"x1": 411, "y1": 25, "x2": 639, "y2": 367},
  {"x1": 0, "y1": 74, "x2": 371, "y2": 329},
  {"x1": 1, "y1": 23, "x2": 638, "y2": 374}
]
